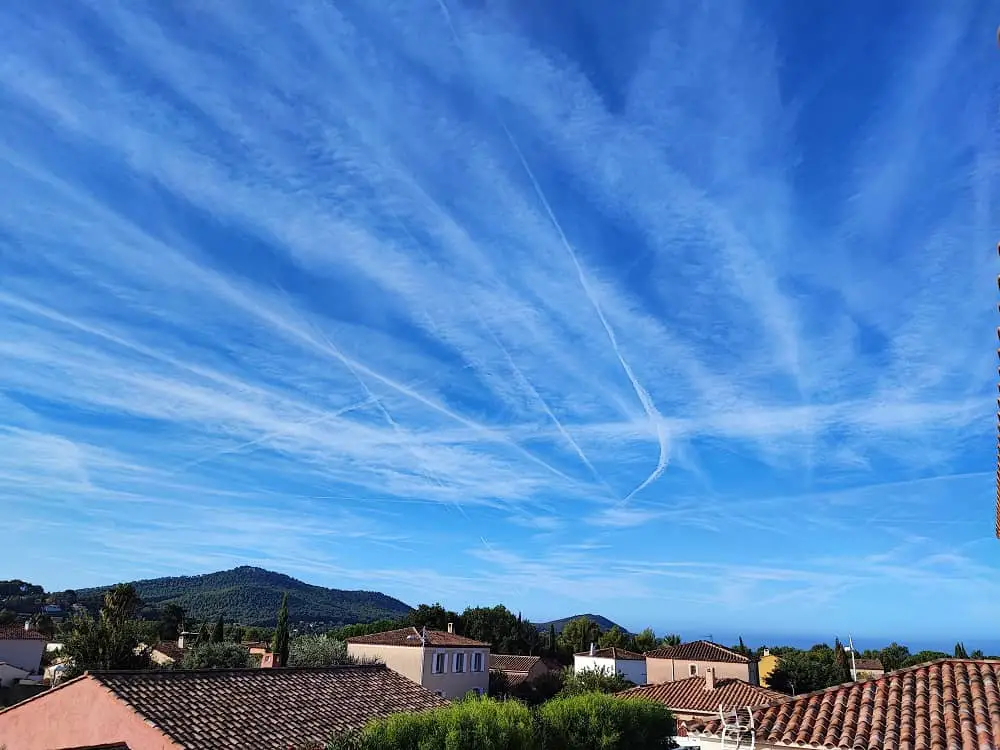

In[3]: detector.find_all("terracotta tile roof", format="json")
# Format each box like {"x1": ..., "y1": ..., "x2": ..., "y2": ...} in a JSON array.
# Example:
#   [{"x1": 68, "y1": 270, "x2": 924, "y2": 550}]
[
  {"x1": 86, "y1": 665, "x2": 447, "y2": 749},
  {"x1": 490, "y1": 654, "x2": 542, "y2": 672},
  {"x1": 854, "y1": 658, "x2": 884, "y2": 671},
  {"x1": 150, "y1": 642, "x2": 185, "y2": 662},
  {"x1": 645, "y1": 640, "x2": 753, "y2": 663},
  {"x1": 619, "y1": 676, "x2": 785, "y2": 715},
  {"x1": 346, "y1": 626, "x2": 489, "y2": 648},
  {"x1": 0, "y1": 625, "x2": 46, "y2": 641},
  {"x1": 574, "y1": 647, "x2": 645, "y2": 661},
  {"x1": 690, "y1": 659, "x2": 1000, "y2": 750}
]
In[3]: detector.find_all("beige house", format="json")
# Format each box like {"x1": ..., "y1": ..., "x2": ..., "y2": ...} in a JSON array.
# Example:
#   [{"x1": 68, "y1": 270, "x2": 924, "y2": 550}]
[
  {"x1": 346, "y1": 625, "x2": 490, "y2": 699},
  {"x1": 850, "y1": 657, "x2": 884, "y2": 681},
  {"x1": 645, "y1": 640, "x2": 759, "y2": 686}
]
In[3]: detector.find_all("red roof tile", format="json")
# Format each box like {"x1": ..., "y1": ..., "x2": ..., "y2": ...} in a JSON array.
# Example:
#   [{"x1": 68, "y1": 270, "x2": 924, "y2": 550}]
[
  {"x1": 690, "y1": 659, "x2": 1000, "y2": 750},
  {"x1": 346, "y1": 627, "x2": 489, "y2": 648},
  {"x1": 619, "y1": 676, "x2": 785, "y2": 715},
  {"x1": 574, "y1": 647, "x2": 645, "y2": 661},
  {"x1": 490, "y1": 654, "x2": 542, "y2": 672},
  {"x1": 86, "y1": 665, "x2": 447, "y2": 749},
  {"x1": 150, "y1": 642, "x2": 185, "y2": 662},
  {"x1": 645, "y1": 640, "x2": 753, "y2": 663},
  {"x1": 0, "y1": 625, "x2": 46, "y2": 641},
  {"x1": 854, "y1": 658, "x2": 884, "y2": 671}
]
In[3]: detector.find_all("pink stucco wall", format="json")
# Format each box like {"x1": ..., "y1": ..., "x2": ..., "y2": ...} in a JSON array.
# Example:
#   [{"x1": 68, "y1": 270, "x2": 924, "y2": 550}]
[
  {"x1": 0, "y1": 676, "x2": 181, "y2": 750},
  {"x1": 646, "y1": 657, "x2": 753, "y2": 684}
]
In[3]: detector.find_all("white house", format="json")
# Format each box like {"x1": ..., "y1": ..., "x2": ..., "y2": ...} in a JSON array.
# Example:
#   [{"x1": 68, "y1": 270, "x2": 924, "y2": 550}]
[
  {"x1": 573, "y1": 644, "x2": 647, "y2": 685},
  {"x1": 0, "y1": 623, "x2": 46, "y2": 674}
]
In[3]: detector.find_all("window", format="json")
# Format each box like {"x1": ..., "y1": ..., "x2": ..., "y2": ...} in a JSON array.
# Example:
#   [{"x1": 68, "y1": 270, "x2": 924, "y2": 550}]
[
  {"x1": 455, "y1": 652, "x2": 466, "y2": 673},
  {"x1": 433, "y1": 652, "x2": 447, "y2": 674},
  {"x1": 472, "y1": 652, "x2": 483, "y2": 672},
  {"x1": 689, "y1": 664, "x2": 698, "y2": 675}
]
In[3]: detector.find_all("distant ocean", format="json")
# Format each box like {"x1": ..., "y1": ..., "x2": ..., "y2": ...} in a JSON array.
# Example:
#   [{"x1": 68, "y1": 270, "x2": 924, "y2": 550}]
[{"x1": 669, "y1": 631, "x2": 1000, "y2": 656}]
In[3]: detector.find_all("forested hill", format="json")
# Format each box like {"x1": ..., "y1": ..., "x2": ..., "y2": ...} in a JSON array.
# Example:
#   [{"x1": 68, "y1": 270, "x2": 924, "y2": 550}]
[
  {"x1": 539, "y1": 614, "x2": 627, "y2": 634},
  {"x1": 64, "y1": 566, "x2": 412, "y2": 627}
]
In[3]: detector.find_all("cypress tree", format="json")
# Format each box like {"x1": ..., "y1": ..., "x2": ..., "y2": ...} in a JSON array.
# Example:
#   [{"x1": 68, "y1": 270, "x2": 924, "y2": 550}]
[
  {"x1": 272, "y1": 593, "x2": 290, "y2": 667},
  {"x1": 549, "y1": 624, "x2": 557, "y2": 656},
  {"x1": 955, "y1": 642, "x2": 968, "y2": 658},
  {"x1": 212, "y1": 614, "x2": 225, "y2": 643}
]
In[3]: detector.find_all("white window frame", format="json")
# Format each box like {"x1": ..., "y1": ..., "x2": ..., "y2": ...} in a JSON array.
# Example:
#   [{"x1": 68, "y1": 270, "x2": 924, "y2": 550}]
[
  {"x1": 472, "y1": 652, "x2": 483, "y2": 672},
  {"x1": 454, "y1": 651, "x2": 466, "y2": 673},
  {"x1": 432, "y1": 651, "x2": 447, "y2": 674}
]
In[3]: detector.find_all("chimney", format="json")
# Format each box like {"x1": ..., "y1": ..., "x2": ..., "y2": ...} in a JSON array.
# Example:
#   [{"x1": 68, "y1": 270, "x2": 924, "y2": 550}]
[
  {"x1": 24, "y1": 620, "x2": 31, "y2": 632},
  {"x1": 704, "y1": 667, "x2": 715, "y2": 691},
  {"x1": 589, "y1": 642, "x2": 596, "y2": 656},
  {"x1": 447, "y1": 622, "x2": 454, "y2": 634},
  {"x1": 177, "y1": 633, "x2": 186, "y2": 649},
  {"x1": 762, "y1": 648, "x2": 770, "y2": 657}
]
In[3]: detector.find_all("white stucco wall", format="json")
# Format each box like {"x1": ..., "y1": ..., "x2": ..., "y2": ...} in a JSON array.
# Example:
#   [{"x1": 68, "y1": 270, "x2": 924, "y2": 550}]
[
  {"x1": 573, "y1": 655, "x2": 647, "y2": 684},
  {"x1": 0, "y1": 640, "x2": 45, "y2": 673}
]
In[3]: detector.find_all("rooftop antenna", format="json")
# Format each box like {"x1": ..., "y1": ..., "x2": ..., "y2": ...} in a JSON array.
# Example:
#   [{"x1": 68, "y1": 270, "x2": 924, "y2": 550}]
[
  {"x1": 845, "y1": 634, "x2": 858, "y2": 679},
  {"x1": 719, "y1": 705, "x2": 755, "y2": 750}
]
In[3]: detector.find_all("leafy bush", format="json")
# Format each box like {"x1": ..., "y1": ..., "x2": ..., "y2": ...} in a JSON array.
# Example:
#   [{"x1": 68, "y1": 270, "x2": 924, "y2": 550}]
[
  {"x1": 181, "y1": 642, "x2": 253, "y2": 669},
  {"x1": 537, "y1": 693, "x2": 674, "y2": 750},
  {"x1": 288, "y1": 635, "x2": 379, "y2": 667},
  {"x1": 331, "y1": 696, "x2": 537, "y2": 750},
  {"x1": 558, "y1": 667, "x2": 634, "y2": 696},
  {"x1": 325, "y1": 694, "x2": 674, "y2": 750}
]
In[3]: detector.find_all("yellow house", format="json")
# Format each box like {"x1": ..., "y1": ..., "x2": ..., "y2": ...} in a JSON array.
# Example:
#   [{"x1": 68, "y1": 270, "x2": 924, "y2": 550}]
[{"x1": 758, "y1": 648, "x2": 779, "y2": 687}]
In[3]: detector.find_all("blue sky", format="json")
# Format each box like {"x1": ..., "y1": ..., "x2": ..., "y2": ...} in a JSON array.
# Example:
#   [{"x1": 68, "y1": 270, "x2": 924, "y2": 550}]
[{"x1": 1, "y1": 0, "x2": 998, "y2": 644}]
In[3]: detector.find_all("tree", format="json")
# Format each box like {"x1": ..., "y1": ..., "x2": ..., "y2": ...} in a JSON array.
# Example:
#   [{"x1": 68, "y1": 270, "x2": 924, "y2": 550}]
[
  {"x1": 158, "y1": 604, "x2": 185, "y2": 641},
  {"x1": 598, "y1": 626, "x2": 629, "y2": 650},
  {"x1": 198, "y1": 623, "x2": 211, "y2": 643},
  {"x1": 903, "y1": 650, "x2": 949, "y2": 668},
  {"x1": 548, "y1": 624, "x2": 558, "y2": 656},
  {"x1": 661, "y1": 633, "x2": 681, "y2": 647},
  {"x1": 212, "y1": 615, "x2": 225, "y2": 643},
  {"x1": 102, "y1": 584, "x2": 142, "y2": 630},
  {"x1": 765, "y1": 650, "x2": 844, "y2": 696},
  {"x1": 833, "y1": 638, "x2": 852, "y2": 683},
  {"x1": 460, "y1": 606, "x2": 523, "y2": 654},
  {"x1": 404, "y1": 603, "x2": 457, "y2": 631},
  {"x1": 272, "y1": 593, "x2": 290, "y2": 667},
  {"x1": 954, "y1": 642, "x2": 969, "y2": 658},
  {"x1": 288, "y1": 635, "x2": 368, "y2": 667},
  {"x1": 971, "y1": 649, "x2": 985, "y2": 659},
  {"x1": 879, "y1": 642, "x2": 911, "y2": 672},
  {"x1": 181, "y1": 642, "x2": 253, "y2": 669},
  {"x1": 732, "y1": 636, "x2": 751, "y2": 658},
  {"x1": 30, "y1": 613, "x2": 56, "y2": 639},
  {"x1": 558, "y1": 666, "x2": 634, "y2": 696},
  {"x1": 631, "y1": 628, "x2": 658, "y2": 654},
  {"x1": 557, "y1": 617, "x2": 602, "y2": 656},
  {"x1": 0, "y1": 609, "x2": 15, "y2": 625}
]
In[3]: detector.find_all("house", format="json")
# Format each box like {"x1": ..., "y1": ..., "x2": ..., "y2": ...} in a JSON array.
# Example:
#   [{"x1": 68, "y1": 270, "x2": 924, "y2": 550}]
[
  {"x1": 148, "y1": 642, "x2": 186, "y2": 666},
  {"x1": 757, "y1": 648, "x2": 779, "y2": 687},
  {"x1": 686, "y1": 658, "x2": 1000, "y2": 750},
  {"x1": 0, "y1": 662, "x2": 30, "y2": 688},
  {"x1": 0, "y1": 664, "x2": 447, "y2": 750},
  {"x1": 573, "y1": 644, "x2": 647, "y2": 685},
  {"x1": 850, "y1": 657, "x2": 884, "y2": 681},
  {"x1": 489, "y1": 654, "x2": 560, "y2": 687},
  {"x1": 0, "y1": 624, "x2": 46, "y2": 675},
  {"x1": 618, "y1": 668, "x2": 785, "y2": 723},
  {"x1": 346, "y1": 624, "x2": 490, "y2": 699},
  {"x1": 645, "y1": 640, "x2": 759, "y2": 686}
]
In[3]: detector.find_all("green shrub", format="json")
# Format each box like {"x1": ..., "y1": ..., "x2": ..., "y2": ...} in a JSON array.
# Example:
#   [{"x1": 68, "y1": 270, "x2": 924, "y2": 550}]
[
  {"x1": 180, "y1": 642, "x2": 253, "y2": 669},
  {"x1": 325, "y1": 694, "x2": 674, "y2": 750},
  {"x1": 330, "y1": 697, "x2": 537, "y2": 750},
  {"x1": 557, "y1": 666, "x2": 634, "y2": 696},
  {"x1": 537, "y1": 693, "x2": 675, "y2": 750}
]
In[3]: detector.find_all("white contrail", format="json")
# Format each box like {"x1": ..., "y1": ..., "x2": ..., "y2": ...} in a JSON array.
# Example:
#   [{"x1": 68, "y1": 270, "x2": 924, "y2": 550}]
[
  {"x1": 432, "y1": 0, "x2": 669, "y2": 500},
  {"x1": 476, "y1": 310, "x2": 615, "y2": 498}
]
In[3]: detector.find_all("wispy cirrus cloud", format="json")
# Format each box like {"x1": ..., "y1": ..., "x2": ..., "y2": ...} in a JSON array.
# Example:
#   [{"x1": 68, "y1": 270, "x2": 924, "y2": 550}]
[{"x1": 0, "y1": 0, "x2": 997, "y2": 637}]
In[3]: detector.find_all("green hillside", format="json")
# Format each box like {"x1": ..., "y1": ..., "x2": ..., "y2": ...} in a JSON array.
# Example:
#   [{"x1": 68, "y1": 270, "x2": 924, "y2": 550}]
[
  {"x1": 538, "y1": 614, "x2": 628, "y2": 634},
  {"x1": 65, "y1": 566, "x2": 412, "y2": 627}
]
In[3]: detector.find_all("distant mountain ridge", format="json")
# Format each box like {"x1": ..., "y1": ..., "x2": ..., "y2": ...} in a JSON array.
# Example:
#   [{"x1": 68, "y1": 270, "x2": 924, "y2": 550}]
[
  {"x1": 538, "y1": 614, "x2": 628, "y2": 634},
  {"x1": 64, "y1": 566, "x2": 412, "y2": 627}
]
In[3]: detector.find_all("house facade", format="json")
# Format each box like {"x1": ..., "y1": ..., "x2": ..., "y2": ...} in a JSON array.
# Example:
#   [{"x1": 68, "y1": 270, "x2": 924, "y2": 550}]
[
  {"x1": 645, "y1": 640, "x2": 759, "y2": 686},
  {"x1": 0, "y1": 624, "x2": 46, "y2": 675},
  {"x1": 0, "y1": 664, "x2": 447, "y2": 750},
  {"x1": 686, "y1": 658, "x2": 999, "y2": 750},
  {"x1": 573, "y1": 646, "x2": 647, "y2": 685},
  {"x1": 489, "y1": 653, "x2": 560, "y2": 687},
  {"x1": 346, "y1": 625, "x2": 490, "y2": 699},
  {"x1": 850, "y1": 657, "x2": 884, "y2": 681},
  {"x1": 757, "y1": 649, "x2": 779, "y2": 686},
  {"x1": 619, "y1": 669, "x2": 785, "y2": 723}
]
